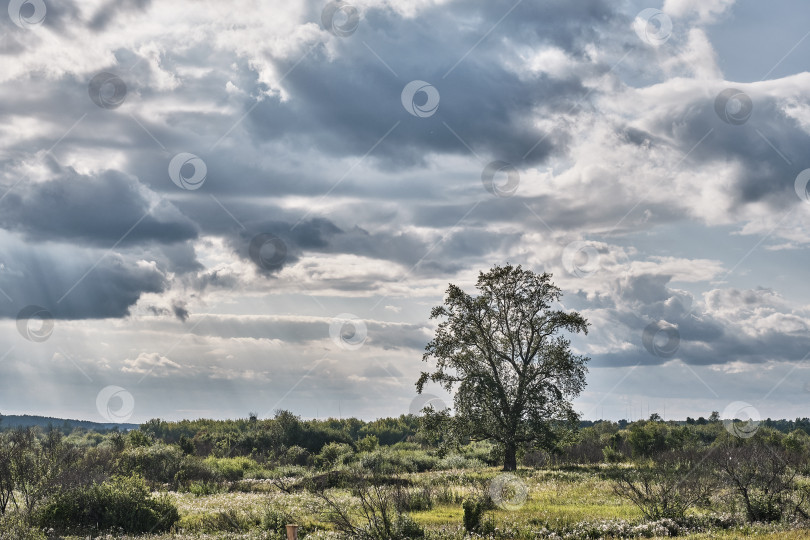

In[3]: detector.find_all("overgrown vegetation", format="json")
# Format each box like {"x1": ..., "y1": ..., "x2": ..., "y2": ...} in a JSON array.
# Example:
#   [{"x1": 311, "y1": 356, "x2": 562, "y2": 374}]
[{"x1": 3, "y1": 411, "x2": 810, "y2": 538}]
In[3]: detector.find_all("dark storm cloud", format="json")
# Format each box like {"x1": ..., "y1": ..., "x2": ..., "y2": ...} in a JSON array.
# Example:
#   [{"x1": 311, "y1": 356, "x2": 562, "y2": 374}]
[
  {"x1": 0, "y1": 247, "x2": 167, "y2": 319},
  {"x1": 245, "y1": 0, "x2": 622, "y2": 167},
  {"x1": 0, "y1": 166, "x2": 198, "y2": 247},
  {"x1": 643, "y1": 86, "x2": 810, "y2": 210}
]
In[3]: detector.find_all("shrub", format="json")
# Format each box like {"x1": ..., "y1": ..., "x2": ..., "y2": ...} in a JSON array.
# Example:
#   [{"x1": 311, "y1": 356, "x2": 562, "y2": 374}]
[
  {"x1": 186, "y1": 480, "x2": 224, "y2": 497},
  {"x1": 357, "y1": 435, "x2": 379, "y2": 453},
  {"x1": 0, "y1": 513, "x2": 46, "y2": 540},
  {"x1": 314, "y1": 442, "x2": 354, "y2": 470},
  {"x1": 173, "y1": 455, "x2": 220, "y2": 488},
  {"x1": 610, "y1": 449, "x2": 715, "y2": 520},
  {"x1": 602, "y1": 446, "x2": 626, "y2": 463},
  {"x1": 178, "y1": 435, "x2": 196, "y2": 456},
  {"x1": 462, "y1": 497, "x2": 485, "y2": 533},
  {"x1": 437, "y1": 454, "x2": 484, "y2": 470},
  {"x1": 313, "y1": 474, "x2": 422, "y2": 540},
  {"x1": 714, "y1": 443, "x2": 804, "y2": 523},
  {"x1": 117, "y1": 444, "x2": 184, "y2": 485},
  {"x1": 523, "y1": 449, "x2": 549, "y2": 468},
  {"x1": 128, "y1": 430, "x2": 154, "y2": 448},
  {"x1": 37, "y1": 474, "x2": 179, "y2": 534},
  {"x1": 395, "y1": 514, "x2": 425, "y2": 538},
  {"x1": 204, "y1": 456, "x2": 261, "y2": 481},
  {"x1": 281, "y1": 446, "x2": 311, "y2": 467},
  {"x1": 460, "y1": 441, "x2": 499, "y2": 466},
  {"x1": 261, "y1": 507, "x2": 293, "y2": 535}
]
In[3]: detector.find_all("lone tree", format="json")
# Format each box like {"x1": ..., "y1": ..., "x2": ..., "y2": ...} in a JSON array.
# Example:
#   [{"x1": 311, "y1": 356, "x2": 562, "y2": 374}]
[{"x1": 417, "y1": 264, "x2": 590, "y2": 471}]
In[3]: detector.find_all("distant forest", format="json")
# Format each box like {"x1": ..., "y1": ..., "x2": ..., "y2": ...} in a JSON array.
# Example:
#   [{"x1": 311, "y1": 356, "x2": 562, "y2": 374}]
[{"x1": 3, "y1": 411, "x2": 810, "y2": 461}]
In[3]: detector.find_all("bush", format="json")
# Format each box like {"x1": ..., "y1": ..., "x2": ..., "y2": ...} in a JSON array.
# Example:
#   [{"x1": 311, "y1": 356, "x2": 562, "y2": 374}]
[
  {"x1": 610, "y1": 450, "x2": 715, "y2": 520},
  {"x1": 314, "y1": 442, "x2": 354, "y2": 470},
  {"x1": 0, "y1": 513, "x2": 46, "y2": 540},
  {"x1": 204, "y1": 456, "x2": 262, "y2": 481},
  {"x1": 437, "y1": 454, "x2": 484, "y2": 470},
  {"x1": 186, "y1": 480, "x2": 224, "y2": 497},
  {"x1": 37, "y1": 474, "x2": 179, "y2": 534},
  {"x1": 357, "y1": 435, "x2": 379, "y2": 453},
  {"x1": 462, "y1": 497, "x2": 485, "y2": 533},
  {"x1": 715, "y1": 443, "x2": 803, "y2": 523},
  {"x1": 522, "y1": 449, "x2": 548, "y2": 468},
  {"x1": 314, "y1": 474, "x2": 423, "y2": 540},
  {"x1": 117, "y1": 444, "x2": 184, "y2": 485},
  {"x1": 173, "y1": 455, "x2": 220, "y2": 488},
  {"x1": 261, "y1": 507, "x2": 293, "y2": 535},
  {"x1": 602, "y1": 446, "x2": 626, "y2": 463},
  {"x1": 395, "y1": 514, "x2": 425, "y2": 538},
  {"x1": 281, "y1": 446, "x2": 311, "y2": 467}
]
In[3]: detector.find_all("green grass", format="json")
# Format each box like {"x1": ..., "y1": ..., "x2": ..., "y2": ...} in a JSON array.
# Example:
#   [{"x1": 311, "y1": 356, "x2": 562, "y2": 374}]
[{"x1": 43, "y1": 464, "x2": 810, "y2": 539}]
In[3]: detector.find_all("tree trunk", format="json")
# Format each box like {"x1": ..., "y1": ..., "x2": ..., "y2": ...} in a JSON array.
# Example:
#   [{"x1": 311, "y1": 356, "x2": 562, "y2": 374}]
[{"x1": 503, "y1": 442, "x2": 517, "y2": 471}]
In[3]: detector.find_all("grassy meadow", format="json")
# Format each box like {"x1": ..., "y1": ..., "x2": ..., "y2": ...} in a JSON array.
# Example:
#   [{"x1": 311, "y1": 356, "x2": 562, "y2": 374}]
[{"x1": 3, "y1": 413, "x2": 810, "y2": 539}]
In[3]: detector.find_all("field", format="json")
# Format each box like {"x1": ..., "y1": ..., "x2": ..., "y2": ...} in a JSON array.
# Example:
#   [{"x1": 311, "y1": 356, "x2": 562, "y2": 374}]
[
  {"x1": 96, "y1": 465, "x2": 810, "y2": 539},
  {"x1": 4, "y1": 417, "x2": 810, "y2": 539},
  {"x1": 166, "y1": 467, "x2": 642, "y2": 535}
]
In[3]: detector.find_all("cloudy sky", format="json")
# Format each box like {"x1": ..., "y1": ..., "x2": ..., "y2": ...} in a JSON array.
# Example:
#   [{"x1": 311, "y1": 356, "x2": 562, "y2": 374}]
[{"x1": 2, "y1": 0, "x2": 810, "y2": 425}]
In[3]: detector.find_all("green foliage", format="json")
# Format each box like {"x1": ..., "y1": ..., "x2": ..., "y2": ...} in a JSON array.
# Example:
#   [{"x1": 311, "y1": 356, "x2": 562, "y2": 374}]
[
  {"x1": 357, "y1": 434, "x2": 379, "y2": 453},
  {"x1": 602, "y1": 445, "x2": 626, "y2": 463},
  {"x1": 261, "y1": 507, "x2": 293, "y2": 535},
  {"x1": 177, "y1": 434, "x2": 195, "y2": 455},
  {"x1": 204, "y1": 456, "x2": 263, "y2": 481},
  {"x1": 0, "y1": 512, "x2": 46, "y2": 540},
  {"x1": 128, "y1": 429, "x2": 154, "y2": 448},
  {"x1": 461, "y1": 496, "x2": 495, "y2": 534},
  {"x1": 185, "y1": 480, "x2": 224, "y2": 497},
  {"x1": 462, "y1": 497, "x2": 485, "y2": 532},
  {"x1": 395, "y1": 514, "x2": 425, "y2": 538},
  {"x1": 173, "y1": 455, "x2": 220, "y2": 487},
  {"x1": 117, "y1": 443, "x2": 184, "y2": 485},
  {"x1": 314, "y1": 442, "x2": 354, "y2": 470},
  {"x1": 281, "y1": 445, "x2": 311, "y2": 466},
  {"x1": 625, "y1": 420, "x2": 694, "y2": 457},
  {"x1": 37, "y1": 474, "x2": 179, "y2": 534}
]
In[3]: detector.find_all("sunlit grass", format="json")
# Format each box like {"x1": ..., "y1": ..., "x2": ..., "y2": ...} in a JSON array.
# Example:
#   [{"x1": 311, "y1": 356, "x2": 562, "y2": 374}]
[{"x1": 127, "y1": 465, "x2": 810, "y2": 539}]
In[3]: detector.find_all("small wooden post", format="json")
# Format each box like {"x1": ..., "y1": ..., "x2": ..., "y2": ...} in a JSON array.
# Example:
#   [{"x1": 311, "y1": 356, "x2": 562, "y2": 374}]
[{"x1": 286, "y1": 524, "x2": 299, "y2": 540}]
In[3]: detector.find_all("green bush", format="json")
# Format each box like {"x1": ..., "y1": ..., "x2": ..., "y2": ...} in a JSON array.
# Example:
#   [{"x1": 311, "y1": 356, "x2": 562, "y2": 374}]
[
  {"x1": 173, "y1": 455, "x2": 220, "y2": 488},
  {"x1": 602, "y1": 446, "x2": 626, "y2": 463},
  {"x1": 462, "y1": 497, "x2": 486, "y2": 533},
  {"x1": 395, "y1": 514, "x2": 425, "y2": 538},
  {"x1": 281, "y1": 445, "x2": 311, "y2": 466},
  {"x1": 117, "y1": 444, "x2": 184, "y2": 484},
  {"x1": 0, "y1": 513, "x2": 46, "y2": 540},
  {"x1": 37, "y1": 474, "x2": 179, "y2": 534},
  {"x1": 204, "y1": 456, "x2": 262, "y2": 481},
  {"x1": 314, "y1": 442, "x2": 354, "y2": 470},
  {"x1": 357, "y1": 435, "x2": 379, "y2": 453},
  {"x1": 185, "y1": 480, "x2": 224, "y2": 497},
  {"x1": 261, "y1": 507, "x2": 293, "y2": 535}
]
